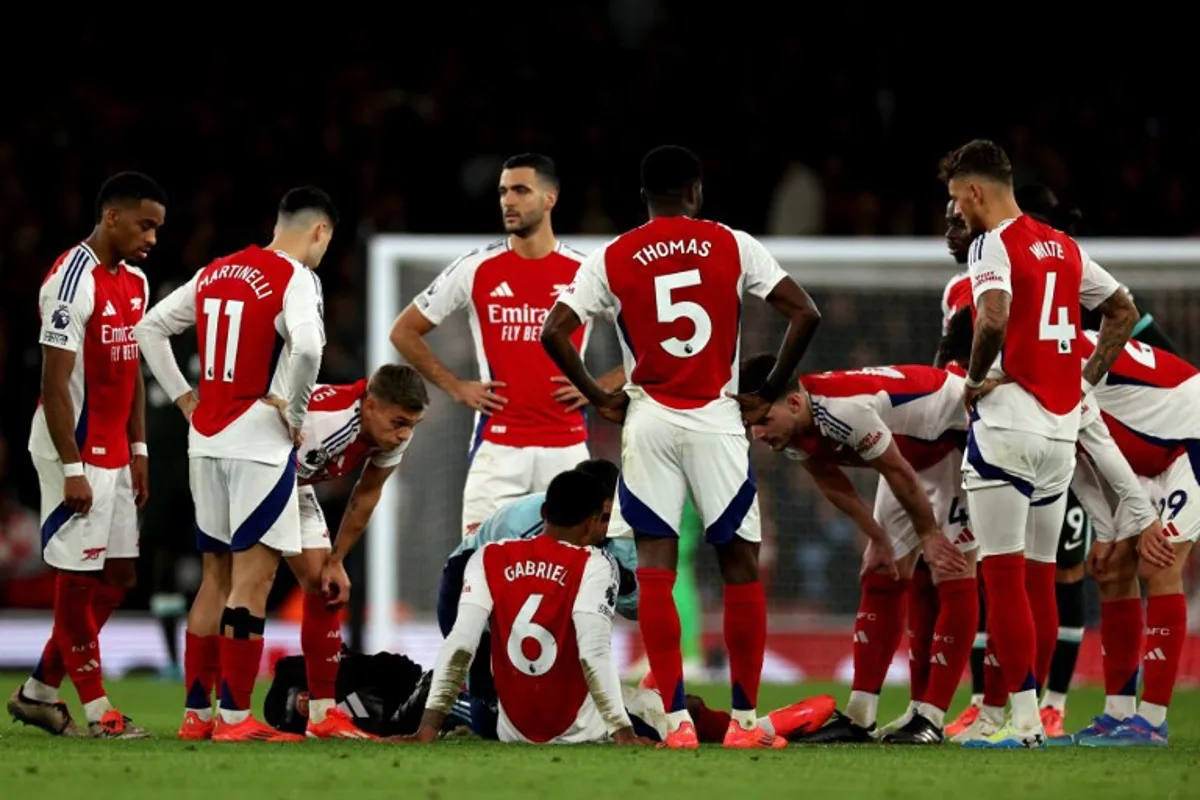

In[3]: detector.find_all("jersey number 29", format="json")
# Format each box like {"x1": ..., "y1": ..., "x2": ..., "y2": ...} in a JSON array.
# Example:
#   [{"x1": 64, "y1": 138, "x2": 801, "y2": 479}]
[
  {"x1": 201, "y1": 298, "x2": 245, "y2": 382},
  {"x1": 507, "y1": 593, "x2": 558, "y2": 675},
  {"x1": 655, "y1": 270, "x2": 711, "y2": 358}
]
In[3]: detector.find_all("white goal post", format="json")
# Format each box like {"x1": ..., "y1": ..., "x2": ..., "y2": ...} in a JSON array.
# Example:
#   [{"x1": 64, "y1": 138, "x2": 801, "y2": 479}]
[{"x1": 363, "y1": 234, "x2": 1200, "y2": 654}]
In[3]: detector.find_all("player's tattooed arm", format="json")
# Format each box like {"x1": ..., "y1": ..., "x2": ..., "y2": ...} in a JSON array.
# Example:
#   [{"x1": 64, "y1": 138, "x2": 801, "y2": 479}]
[
  {"x1": 966, "y1": 289, "x2": 1009, "y2": 387},
  {"x1": 1083, "y1": 287, "x2": 1138, "y2": 388}
]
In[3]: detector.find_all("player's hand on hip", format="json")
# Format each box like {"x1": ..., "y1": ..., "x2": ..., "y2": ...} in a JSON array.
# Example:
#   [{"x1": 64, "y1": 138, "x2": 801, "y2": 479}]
[
  {"x1": 550, "y1": 376, "x2": 588, "y2": 412},
  {"x1": 595, "y1": 389, "x2": 630, "y2": 424},
  {"x1": 453, "y1": 380, "x2": 508, "y2": 414},
  {"x1": 63, "y1": 475, "x2": 93, "y2": 515},
  {"x1": 1087, "y1": 540, "x2": 1113, "y2": 581},
  {"x1": 860, "y1": 539, "x2": 899, "y2": 580},
  {"x1": 321, "y1": 559, "x2": 352, "y2": 607},
  {"x1": 1137, "y1": 520, "x2": 1175, "y2": 570},
  {"x1": 130, "y1": 454, "x2": 150, "y2": 509},
  {"x1": 176, "y1": 389, "x2": 199, "y2": 422},
  {"x1": 920, "y1": 532, "x2": 967, "y2": 575}
]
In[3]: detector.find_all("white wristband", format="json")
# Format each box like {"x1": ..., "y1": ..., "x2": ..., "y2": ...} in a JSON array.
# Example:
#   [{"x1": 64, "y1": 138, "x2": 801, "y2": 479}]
[
  {"x1": 63, "y1": 462, "x2": 85, "y2": 478},
  {"x1": 131, "y1": 442, "x2": 148, "y2": 457},
  {"x1": 964, "y1": 375, "x2": 985, "y2": 390}
]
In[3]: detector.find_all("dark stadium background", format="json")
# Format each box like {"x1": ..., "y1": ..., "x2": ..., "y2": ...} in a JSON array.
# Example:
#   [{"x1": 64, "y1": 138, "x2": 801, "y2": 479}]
[{"x1": 1, "y1": 10, "x2": 1195, "y2": 663}]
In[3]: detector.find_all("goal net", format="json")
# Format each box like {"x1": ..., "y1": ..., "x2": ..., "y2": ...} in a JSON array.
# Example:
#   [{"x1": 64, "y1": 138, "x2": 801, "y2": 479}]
[{"x1": 364, "y1": 234, "x2": 1200, "y2": 678}]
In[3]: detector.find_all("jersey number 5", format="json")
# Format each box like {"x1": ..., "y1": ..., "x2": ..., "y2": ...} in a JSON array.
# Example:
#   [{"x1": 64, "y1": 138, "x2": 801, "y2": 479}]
[
  {"x1": 507, "y1": 593, "x2": 558, "y2": 675},
  {"x1": 201, "y1": 298, "x2": 245, "y2": 382},
  {"x1": 1039, "y1": 271, "x2": 1075, "y2": 353},
  {"x1": 655, "y1": 270, "x2": 711, "y2": 358}
]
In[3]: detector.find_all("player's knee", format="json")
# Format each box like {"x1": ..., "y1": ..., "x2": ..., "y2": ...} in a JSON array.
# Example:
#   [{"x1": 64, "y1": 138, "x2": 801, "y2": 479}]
[
  {"x1": 102, "y1": 558, "x2": 138, "y2": 590},
  {"x1": 1139, "y1": 553, "x2": 1185, "y2": 593},
  {"x1": 1055, "y1": 563, "x2": 1084, "y2": 584},
  {"x1": 715, "y1": 538, "x2": 759, "y2": 584},
  {"x1": 221, "y1": 606, "x2": 266, "y2": 639}
]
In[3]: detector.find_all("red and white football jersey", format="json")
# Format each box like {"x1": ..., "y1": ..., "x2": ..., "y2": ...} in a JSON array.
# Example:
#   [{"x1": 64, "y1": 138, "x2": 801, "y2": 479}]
[
  {"x1": 1083, "y1": 331, "x2": 1200, "y2": 478},
  {"x1": 412, "y1": 240, "x2": 590, "y2": 450},
  {"x1": 136, "y1": 245, "x2": 325, "y2": 465},
  {"x1": 460, "y1": 535, "x2": 619, "y2": 744},
  {"x1": 940, "y1": 270, "x2": 972, "y2": 332},
  {"x1": 295, "y1": 380, "x2": 408, "y2": 485},
  {"x1": 968, "y1": 215, "x2": 1120, "y2": 440},
  {"x1": 786, "y1": 365, "x2": 967, "y2": 470},
  {"x1": 30, "y1": 242, "x2": 149, "y2": 469},
  {"x1": 558, "y1": 217, "x2": 788, "y2": 434}
]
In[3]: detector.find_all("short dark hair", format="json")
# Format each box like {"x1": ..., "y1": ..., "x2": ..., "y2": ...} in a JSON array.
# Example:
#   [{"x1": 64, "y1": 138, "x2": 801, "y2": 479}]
[
  {"x1": 368, "y1": 364, "x2": 428, "y2": 411},
  {"x1": 574, "y1": 458, "x2": 619, "y2": 498},
  {"x1": 1015, "y1": 183, "x2": 1082, "y2": 235},
  {"x1": 279, "y1": 186, "x2": 339, "y2": 226},
  {"x1": 938, "y1": 139, "x2": 1013, "y2": 186},
  {"x1": 96, "y1": 171, "x2": 167, "y2": 221},
  {"x1": 738, "y1": 353, "x2": 798, "y2": 398},
  {"x1": 640, "y1": 145, "x2": 702, "y2": 198},
  {"x1": 542, "y1": 470, "x2": 607, "y2": 527},
  {"x1": 502, "y1": 153, "x2": 559, "y2": 189}
]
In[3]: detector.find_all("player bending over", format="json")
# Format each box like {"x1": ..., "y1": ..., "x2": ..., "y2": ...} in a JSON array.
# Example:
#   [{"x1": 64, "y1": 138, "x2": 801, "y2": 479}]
[
  {"x1": 941, "y1": 139, "x2": 1138, "y2": 749},
  {"x1": 542, "y1": 145, "x2": 821, "y2": 749},
  {"x1": 403, "y1": 469, "x2": 654, "y2": 745},
  {"x1": 9, "y1": 172, "x2": 166, "y2": 739},
  {"x1": 174, "y1": 365, "x2": 428, "y2": 740},
  {"x1": 739, "y1": 355, "x2": 971, "y2": 744},
  {"x1": 133, "y1": 187, "x2": 335, "y2": 742}
]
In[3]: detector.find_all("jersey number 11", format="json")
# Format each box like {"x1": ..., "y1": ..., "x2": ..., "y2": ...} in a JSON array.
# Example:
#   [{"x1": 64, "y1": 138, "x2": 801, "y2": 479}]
[{"x1": 202, "y1": 298, "x2": 245, "y2": 382}]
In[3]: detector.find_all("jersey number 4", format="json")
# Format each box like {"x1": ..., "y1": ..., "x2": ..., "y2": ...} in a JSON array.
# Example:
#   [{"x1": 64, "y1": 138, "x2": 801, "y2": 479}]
[
  {"x1": 201, "y1": 298, "x2": 245, "y2": 382},
  {"x1": 1039, "y1": 272, "x2": 1075, "y2": 353},
  {"x1": 655, "y1": 270, "x2": 711, "y2": 358},
  {"x1": 507, "y1": 593, "x2": 558, "y2": 675}
]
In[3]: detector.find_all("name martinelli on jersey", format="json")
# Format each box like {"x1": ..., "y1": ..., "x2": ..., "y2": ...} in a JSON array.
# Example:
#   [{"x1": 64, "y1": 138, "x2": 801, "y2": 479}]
[
  {"x1": 632, "y1": 238, "x2": 713, "y2": 266},
  {"x1": 197, "y1": 263, "x2": 275, "y2": 299},
  {"x1": 503, "y1": 559, "x2": 571, "y2": 587}
]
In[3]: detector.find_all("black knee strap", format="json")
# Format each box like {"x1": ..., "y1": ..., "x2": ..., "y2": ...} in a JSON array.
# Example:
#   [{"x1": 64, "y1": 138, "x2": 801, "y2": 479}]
[{"x1": 221, "y1": 607, "x2": 266, "y2": 639}]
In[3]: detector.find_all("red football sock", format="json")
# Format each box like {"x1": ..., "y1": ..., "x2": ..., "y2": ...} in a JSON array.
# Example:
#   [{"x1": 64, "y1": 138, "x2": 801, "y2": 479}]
[
  {"x1": 906, "y1": 565, "x2": 938, "y2": 703},
  {"x1": 689, "y1": 698, "x2": 731, "y2": 742},
  {"x1": 923, "y1": 577, "x2": 979, "y2": 712},
  {"x1": 51, "y1": 572, "x2": 105, "y2": 704},
  {"x1": 218, "y1": 635, "x2": 264, "y2": 712},
  {"x1": 1099, "y1": 598, "x2": 1143, "y2": 699},
  {"x1": 982, "y1": 637, "x2": 1007, "y2": 707},
  {"x1": 1024, "y1": 560, "x2": 1058, "y2": 689},
  {"x1": 184, "y1": 632, "x2": 222, "y2": 711},
  {"x1": 637, "y1": 568, "x2": 686, "y2": 714},
  {"x1": 724, "y1": 580, "x2": 766, "y2": 713},
  {"x1": 35, "y1": 581, "x2": 126, "y2": 689},
  {"x1": 981, "y1": 554, "x2": 1037, "y2": 694},
  {"x1": 302, "y1": 592, "x2": 342, "y2": 701},
  {"x1": 851, "y1": 573, "x2": 909, "y2": 695},
  {"x1": 1142, "y1": 593, "x2": 1187, "y2": 708}
]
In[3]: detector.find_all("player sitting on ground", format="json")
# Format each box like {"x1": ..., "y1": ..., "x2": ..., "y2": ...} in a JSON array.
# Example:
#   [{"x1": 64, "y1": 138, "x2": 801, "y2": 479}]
[
  {"x1": 941, "y1": 139, "x2": 1137, "y2": 749},
  {"x1": 175, "y1": 365, "x2": 429, "y2": 740},
  {"x1": 9, "y1": 172, "x2": 166, "y2": 739},
  {"x1": 739, "y1": 354, "x2": 971, "y2": 744},
  {"x1": 402, "y1": 469, "x2": 652, "y2": 745},
  {"x1": 542, "y1": 144, "x2": 822, "y2": 750},
  {"x1": 133, "y1": 187, "x2": 334, "y2": 743}
]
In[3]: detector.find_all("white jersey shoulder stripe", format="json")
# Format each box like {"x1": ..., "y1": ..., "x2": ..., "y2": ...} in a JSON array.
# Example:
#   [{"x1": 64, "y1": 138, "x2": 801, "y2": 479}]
[{"x1": 57, "y1": 245, "x2": 98, "y2": 303}]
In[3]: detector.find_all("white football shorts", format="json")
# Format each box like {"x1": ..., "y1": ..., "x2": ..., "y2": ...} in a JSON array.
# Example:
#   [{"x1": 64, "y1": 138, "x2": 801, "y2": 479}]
[
  {"x1": 461, "y1": 441, "x2": 590, "y2": 538},
  {"x1": 962, "y1": 414, "x2": 1076, "y2": 502},
  {"x1": 1144, "y1": 454, "x2": 1200, "y2": 545},
  {"x1": 190, "y1": 455, "x2": 301, "y2": 557},
  {"x1": 33, "y1": 454, "x2": 138, "y2": 571},
  {"x1": 607, "y1": 402, "x2": 760, "y2": 545},
  {"x1": 873, "y1": 450, "x2": 977, "y2": 560},
  {"x1": 298, "y1": 484, "x2": 331, "y2": 551}
]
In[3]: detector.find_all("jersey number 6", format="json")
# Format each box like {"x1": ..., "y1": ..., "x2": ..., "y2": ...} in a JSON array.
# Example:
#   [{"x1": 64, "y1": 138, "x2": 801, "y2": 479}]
[
  {"x1": 507, "y1": 593, "x2": 558, "y2": 675},
  {"x1": 655, "y1": 270, "x2": 712, "y2": 358}
]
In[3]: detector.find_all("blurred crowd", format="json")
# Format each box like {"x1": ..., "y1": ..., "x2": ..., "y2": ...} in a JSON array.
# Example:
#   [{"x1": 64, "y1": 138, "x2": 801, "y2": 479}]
[{"x1": 2, "y1": 8, "x2": 1196, "y2": 618}]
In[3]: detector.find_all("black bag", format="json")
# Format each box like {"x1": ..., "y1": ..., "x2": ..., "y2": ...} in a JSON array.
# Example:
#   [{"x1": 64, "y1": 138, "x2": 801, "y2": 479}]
[{"x1": 263, "y1": 647, "x2": 431, "y2": 737}]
